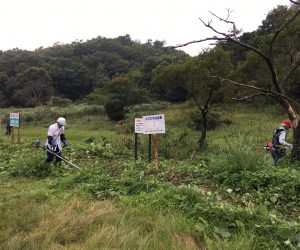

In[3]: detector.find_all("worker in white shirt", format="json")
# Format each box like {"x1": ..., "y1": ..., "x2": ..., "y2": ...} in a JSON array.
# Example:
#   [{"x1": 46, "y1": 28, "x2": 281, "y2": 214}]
[{"x1": 45, "y1": 117, "x2": 68, "y2": 164}]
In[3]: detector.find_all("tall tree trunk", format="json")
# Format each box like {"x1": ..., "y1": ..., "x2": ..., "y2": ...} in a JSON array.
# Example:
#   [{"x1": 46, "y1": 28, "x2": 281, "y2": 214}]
[
  {"x1": 280, "y1": 99, "x2": 300, "y2": 160},
  {"x1": 292, "y1": 120, "x2": 300, "y2": 160},
  {"x1": 198, "y1": 110, "x2": 208, "y2": 149}
]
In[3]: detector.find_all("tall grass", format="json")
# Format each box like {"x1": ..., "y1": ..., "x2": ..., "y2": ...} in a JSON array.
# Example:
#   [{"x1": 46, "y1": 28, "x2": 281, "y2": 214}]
[
  {"x1": 0, "y1": 104, "x2": 104, "y2": 125},
  {"x1": 0, "y1": 180, "x2": 199, "y2": 250},
  {"x1": 220, "y1": 134, "x2": 269, "y2": 173}
]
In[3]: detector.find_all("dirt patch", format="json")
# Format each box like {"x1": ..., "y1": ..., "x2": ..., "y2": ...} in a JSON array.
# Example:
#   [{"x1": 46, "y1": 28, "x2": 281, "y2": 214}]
[
  {"x1": 168, "y1": 171, "x2": 192, "y2": 185},
  {"x1": 180, "y1": 234, "x2": 206, "y2": 250}
]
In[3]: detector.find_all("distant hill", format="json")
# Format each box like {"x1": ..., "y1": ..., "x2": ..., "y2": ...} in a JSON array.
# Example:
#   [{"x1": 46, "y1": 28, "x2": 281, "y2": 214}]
[{"x1": 0, "y1": 34, "x2": 188, "y2": 107}]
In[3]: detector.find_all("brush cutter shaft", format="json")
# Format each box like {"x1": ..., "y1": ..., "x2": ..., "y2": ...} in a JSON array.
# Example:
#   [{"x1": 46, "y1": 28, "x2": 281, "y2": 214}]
[
  {"x1": 45, "y1": 147, "x2": 82, "y2": 170},
  {"x1": 33, "y1": 139, "x2": 81, "y2": 170}
]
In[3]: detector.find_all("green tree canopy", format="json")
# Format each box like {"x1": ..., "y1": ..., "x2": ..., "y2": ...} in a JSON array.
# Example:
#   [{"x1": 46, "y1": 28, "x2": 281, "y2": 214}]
[{"x1": 104, "y1": 75, "x2": 148, "y2": 121}]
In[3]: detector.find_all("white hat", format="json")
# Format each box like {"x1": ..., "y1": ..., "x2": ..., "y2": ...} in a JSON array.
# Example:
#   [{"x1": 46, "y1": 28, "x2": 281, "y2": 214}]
[{"x1": 57, "y1": 117, "x2": 66, "y2": 126}]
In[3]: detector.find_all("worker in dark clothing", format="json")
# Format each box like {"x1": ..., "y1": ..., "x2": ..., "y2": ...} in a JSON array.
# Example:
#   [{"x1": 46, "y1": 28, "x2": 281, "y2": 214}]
[
  {"x1": 6, "y1": 124, "x2": 12, "y2": 136},
  {"x1": 271, "y1": 119, "x2": 293, "y2": 166}
]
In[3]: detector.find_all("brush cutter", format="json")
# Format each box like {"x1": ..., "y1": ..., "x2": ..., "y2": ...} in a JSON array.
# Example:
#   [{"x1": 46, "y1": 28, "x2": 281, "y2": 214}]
[
  {"x1": 264, "y1": 141, "x2": 274, "y2": 151},
  {"x1": 264, "y1": 141, "x2": 286, "y2": 155},
  {"x1": 33, "y1": 139, "x2": 82, "y2": 170}
]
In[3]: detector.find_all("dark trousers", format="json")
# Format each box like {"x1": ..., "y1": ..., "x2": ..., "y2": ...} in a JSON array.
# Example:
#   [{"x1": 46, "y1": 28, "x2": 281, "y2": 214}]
[
  {"x1": 45, "y1": 146, "x2": 62, "y2": 164},
  {"x1": 271, "y1": 149, "x2": 285, "y2": 166}
]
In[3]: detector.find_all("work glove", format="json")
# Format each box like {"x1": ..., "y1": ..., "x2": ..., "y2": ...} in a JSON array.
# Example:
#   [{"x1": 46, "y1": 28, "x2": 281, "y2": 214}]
[
  {"x1": 62, "y1": 139, "x2": 68, "y2": 147},
  {"x1": 49, "y1": 140, "x2": 57, "y2": 150}
]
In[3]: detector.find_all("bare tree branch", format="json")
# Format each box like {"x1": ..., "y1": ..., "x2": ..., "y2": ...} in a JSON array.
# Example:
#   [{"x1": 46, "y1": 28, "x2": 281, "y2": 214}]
[
  {"x1": 190, "y1": 92, "x2": 203, "y2": 111},
  {"x1": 209, "y1": 9, "x2": 240, "y2": 39},
  {"x1": 210, "y1": 75, "x2": 300, "y2": 106},
  {"x1": 155, "y1": 37, "x2": 226, "y2": 55},
  {"x1": 232, "y1": 92, "x2": 271, "y2": 101},
  {"x1": 157, "y1": 7, "x2": 300, "y2": 97},
  {"x1": 203, "y1": 87, "x2": 214, "y2": 110},
  {"x1": 160, "y1": 8, "x2": 300, "y2": 97},
  {"x1": 198, "y1": 15, "x2": 283, "y2": 90},
  {"x1": 156, "y1": 1, "x2": 300, "y2": 123},
  {"x1": 198, "y1": 16, "x2": 269, "y2": 61},
  {"x1": 290, "y1": 0, "x2": 300, "y2": 4}
]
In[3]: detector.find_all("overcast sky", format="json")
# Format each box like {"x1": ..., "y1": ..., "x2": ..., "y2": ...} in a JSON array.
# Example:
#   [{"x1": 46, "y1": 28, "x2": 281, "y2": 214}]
[{"x1": 0, "y1": 0, "x2": 290, "y2": 56}]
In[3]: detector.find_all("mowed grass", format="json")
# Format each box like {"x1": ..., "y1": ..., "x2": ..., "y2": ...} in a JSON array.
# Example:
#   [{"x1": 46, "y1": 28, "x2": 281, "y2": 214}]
[{"x1": 0, "y1": 179, "x2": 199, "y2": 250}]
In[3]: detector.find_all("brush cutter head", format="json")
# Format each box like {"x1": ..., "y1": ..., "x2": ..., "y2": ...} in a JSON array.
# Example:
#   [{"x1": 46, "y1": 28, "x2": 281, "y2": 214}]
[
  {"x1": 264, "y1": 141, "x2": 274, "y2": 151},
  {"x1": 33, "y1": 139, "x2": 42, "y2": 149}
]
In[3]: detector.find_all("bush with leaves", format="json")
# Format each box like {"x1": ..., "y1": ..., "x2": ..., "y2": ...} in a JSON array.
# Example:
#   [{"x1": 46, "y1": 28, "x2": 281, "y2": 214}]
[
  {"x1": 104, "y1": 99, "x2": 125, "y2": 121},
  {"x1": 49, "y1": 96, "x2": 72, "y2": 107},
  {"x1": 103, "y1": 76, "x2": 148, "y2": 121}
]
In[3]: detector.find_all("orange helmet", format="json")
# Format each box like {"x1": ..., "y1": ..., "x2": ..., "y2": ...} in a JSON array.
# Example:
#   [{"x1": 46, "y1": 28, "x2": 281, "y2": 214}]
[{"x1": 282, "y1": 119, "x2": 292, "y2": 128}]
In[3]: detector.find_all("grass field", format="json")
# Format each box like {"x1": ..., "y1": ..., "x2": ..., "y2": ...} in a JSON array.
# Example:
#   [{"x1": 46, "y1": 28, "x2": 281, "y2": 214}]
[{"x1": 0, "y1": 102, "x2": 299, "y2": 249}]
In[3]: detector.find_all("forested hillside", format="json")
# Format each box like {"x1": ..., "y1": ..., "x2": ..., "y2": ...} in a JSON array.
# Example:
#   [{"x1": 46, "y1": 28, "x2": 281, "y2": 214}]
[
  {"x1": 1, "y1": 4, "x2": 299, "y2": 111},
  {"x1": 0, "y1": 4, "x2": 299, "y2": 114},
  {"x1": 0, "y1": 35, "x2": 187, "y2": 107}
]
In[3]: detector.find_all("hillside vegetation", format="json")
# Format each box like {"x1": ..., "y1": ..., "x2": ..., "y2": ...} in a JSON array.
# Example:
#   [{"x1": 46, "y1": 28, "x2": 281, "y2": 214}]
[
  {"x1": 0, "y1": 35, "x2": 187, "y2": 108},
  {"x1": 1, "y1": 102, "x2": 300, "y2": 249}
]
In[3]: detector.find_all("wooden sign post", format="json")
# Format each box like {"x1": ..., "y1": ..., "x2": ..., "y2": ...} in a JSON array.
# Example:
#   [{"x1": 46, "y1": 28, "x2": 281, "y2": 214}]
[
  {"x1": 142, "y1": 114, "x2": 166, "y2": 174},
  {"x1": 148, "y1": 134, "x2": 151, "y2": 162},
  {"x1": 153, "y1": 134, "x2": 159, "y2": 174},
  {"x1": 10, "y1": 113, "x2": 20, "y2": 144},
  {"x1": 134, "y1": 118, "x2": 145, "y2": 160}
]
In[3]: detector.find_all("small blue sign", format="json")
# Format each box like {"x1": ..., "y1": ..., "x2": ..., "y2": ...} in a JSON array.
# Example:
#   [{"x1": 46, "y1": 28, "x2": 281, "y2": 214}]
[{"x1": 10, "y1": 113, "x2": 20, "y2": 127}]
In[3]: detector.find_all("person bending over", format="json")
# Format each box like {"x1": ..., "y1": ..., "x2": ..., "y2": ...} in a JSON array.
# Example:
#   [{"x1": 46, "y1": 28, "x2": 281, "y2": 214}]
[{"x1": 45, "y1": 117, "x2": 68, "y2": 164}]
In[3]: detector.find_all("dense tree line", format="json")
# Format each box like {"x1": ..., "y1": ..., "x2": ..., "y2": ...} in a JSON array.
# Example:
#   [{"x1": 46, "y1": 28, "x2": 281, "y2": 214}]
[{"x1": 0, "y1": 35, "x2": 187, "y2": 107}]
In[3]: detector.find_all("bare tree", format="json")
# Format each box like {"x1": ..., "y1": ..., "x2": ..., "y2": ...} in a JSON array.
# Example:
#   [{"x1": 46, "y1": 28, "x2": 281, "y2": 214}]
[{"x1": 162, "y1": 0, "x2": 300, "y2": 159}]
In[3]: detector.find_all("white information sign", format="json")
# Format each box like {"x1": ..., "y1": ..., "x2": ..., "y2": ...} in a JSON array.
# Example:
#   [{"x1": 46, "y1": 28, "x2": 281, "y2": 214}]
[
  {"x1": 10, "y1": 113, "x2": 20, "y2": 127},
  {"x1": 143, "y1": 114, "x2": 165, "y2": 134},
  {"x1": 135, "y1": 118, "x2": 144, "y2": 134}
]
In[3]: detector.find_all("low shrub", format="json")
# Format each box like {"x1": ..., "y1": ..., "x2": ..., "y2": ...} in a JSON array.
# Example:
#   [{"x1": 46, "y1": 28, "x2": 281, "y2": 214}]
[{"x1": 49, "y1": 96, "x2": 72, "y2": 107}]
